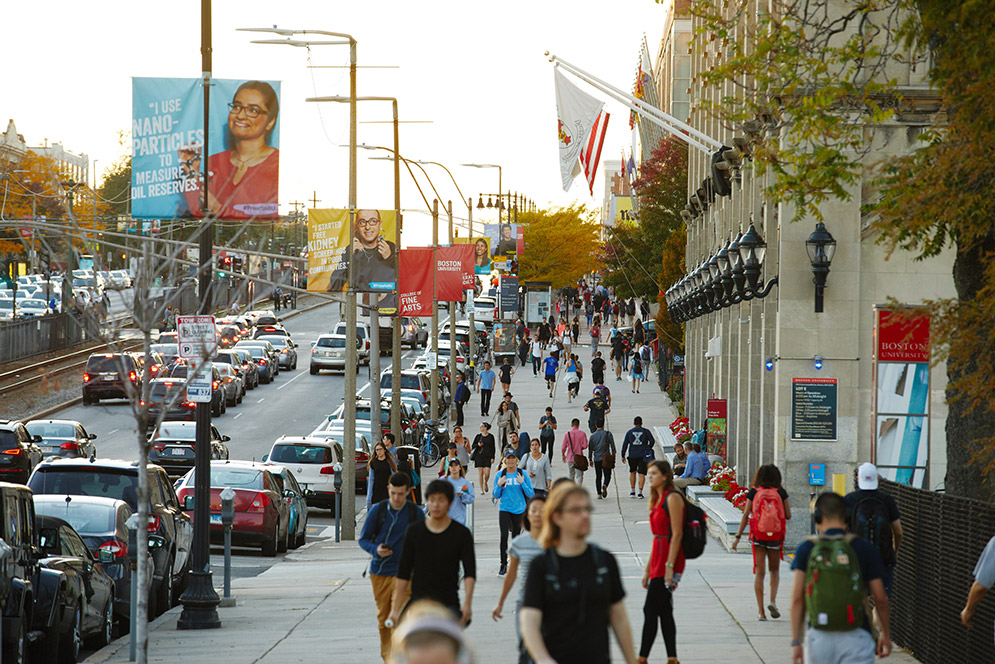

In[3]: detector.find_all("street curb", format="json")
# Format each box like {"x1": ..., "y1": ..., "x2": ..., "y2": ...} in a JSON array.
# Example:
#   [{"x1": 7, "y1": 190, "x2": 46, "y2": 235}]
[{"x1": 26, "y1": 298, "x2": 333, "y2": 422}]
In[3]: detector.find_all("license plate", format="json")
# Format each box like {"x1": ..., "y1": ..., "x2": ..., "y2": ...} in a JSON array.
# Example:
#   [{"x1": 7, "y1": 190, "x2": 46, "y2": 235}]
[
  {"x1": 171, "y1": 448, "x2": 188, "y2": 456},
  {"x1": 102, "y1": 375, "x2": 115, "y2": 382},
  {"x1": 210, "y1": 514, "x2": 222, "y2": 524}
]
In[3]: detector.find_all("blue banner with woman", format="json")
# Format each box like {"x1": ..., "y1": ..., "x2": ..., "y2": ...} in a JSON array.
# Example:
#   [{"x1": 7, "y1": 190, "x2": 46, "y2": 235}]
[{"x1": 132, "y1": 77, "x2": 281, "y2": 220}]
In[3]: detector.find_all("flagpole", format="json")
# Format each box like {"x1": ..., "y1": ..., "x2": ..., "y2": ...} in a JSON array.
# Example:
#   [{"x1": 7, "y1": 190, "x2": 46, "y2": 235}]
[{"x1": 548, "y1": 54, "x2": 721, "y2": 153}]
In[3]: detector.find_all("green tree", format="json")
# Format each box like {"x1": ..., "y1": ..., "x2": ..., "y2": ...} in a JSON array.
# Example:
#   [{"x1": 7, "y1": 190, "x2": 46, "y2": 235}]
[{"x1": 519, "y1": 204, "x2": 602, "y2": 288}]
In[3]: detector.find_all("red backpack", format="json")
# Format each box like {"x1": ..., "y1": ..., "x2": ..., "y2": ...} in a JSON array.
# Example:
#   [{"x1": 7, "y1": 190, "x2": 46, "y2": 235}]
[{"x1": 751, "y1": 487, "x2": 786, "y2": 541}]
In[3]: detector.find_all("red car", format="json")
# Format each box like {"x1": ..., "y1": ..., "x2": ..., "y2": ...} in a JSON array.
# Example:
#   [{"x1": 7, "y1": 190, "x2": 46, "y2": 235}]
[{"x1": 175, "y1": 461, "x2": 290, "y2": 557}]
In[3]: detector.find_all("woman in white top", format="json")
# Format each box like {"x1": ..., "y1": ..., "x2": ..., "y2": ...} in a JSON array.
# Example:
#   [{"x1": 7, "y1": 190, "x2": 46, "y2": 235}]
[{"x1": 524, "y1": 438, "x2": 552, "y2": 498}]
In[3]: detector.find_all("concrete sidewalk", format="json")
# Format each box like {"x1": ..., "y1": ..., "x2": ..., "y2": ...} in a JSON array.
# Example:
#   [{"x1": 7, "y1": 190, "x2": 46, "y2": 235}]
[{"x1": 85, "y1": 335, "x2": 920, "y2": 663}]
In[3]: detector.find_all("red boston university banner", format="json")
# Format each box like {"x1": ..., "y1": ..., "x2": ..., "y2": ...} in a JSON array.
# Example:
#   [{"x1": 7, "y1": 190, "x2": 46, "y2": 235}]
[
  {"x1": 399, "y1": 248, "x2": 434, "y2": 316},
  {"x1": 876, "y1": 308, "x2": 930, "y2": 363},
  {"x1": 437, "y1": 245, "x2": 473, "y2": 300}
]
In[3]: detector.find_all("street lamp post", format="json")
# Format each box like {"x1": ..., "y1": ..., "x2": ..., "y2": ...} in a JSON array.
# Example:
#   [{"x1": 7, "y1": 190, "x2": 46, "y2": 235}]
[{"x1": 244, "y1": 25, "x2": 359, "y2": 539}]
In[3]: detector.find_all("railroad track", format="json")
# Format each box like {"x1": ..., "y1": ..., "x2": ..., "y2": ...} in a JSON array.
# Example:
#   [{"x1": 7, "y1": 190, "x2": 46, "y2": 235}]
[{"x1": 0, "y1": 339, "x2": 145, "y2": 397}]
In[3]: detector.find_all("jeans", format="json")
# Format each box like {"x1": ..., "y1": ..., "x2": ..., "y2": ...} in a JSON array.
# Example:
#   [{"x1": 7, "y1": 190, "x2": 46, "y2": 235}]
[
  {"x1": 639, "y1": 577, "x2": 677, "y2": 658},
  {"x1": 567, "y1": 460, "x2": 585, "y2": 484},
  {"x1": 499, "y1": 511, "x2": 523, "y2": 567},
  {"x1": 586, "y1": 313, "x2": 592, "y2": 325},
  {"x1": 594, "y1": 459, "x2": 612, "y2": 493},
  {"x1": 540, "y1": 435, "x2": 554, "y2": 460},
  {"x1": 480, "y1": 389, "x2": 492, "y2": 415},
  {"x1": 455, "y1": 400, "x2": 465, "y2": 426},
  {"x1": 532, "y1": 356, "x2": 541, "y2": 375}
]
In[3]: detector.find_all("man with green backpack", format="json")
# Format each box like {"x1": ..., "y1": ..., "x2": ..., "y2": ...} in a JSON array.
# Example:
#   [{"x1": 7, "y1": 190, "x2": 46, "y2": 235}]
[{"x1": 789, "y1": 492, "x2": 892, "y2": 664}]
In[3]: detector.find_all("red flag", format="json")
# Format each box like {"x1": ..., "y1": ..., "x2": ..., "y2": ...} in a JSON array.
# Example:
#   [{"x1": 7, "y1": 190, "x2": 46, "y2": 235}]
[
  {"x1": 580, "y1": 110, "x2": 609, "y2": 196},
  {"x1": 399, "y1": 248, "x2": 434, "y2": 316},
  {"x1": 437, "y1": 245, "x2": 473, "y2": 301}
]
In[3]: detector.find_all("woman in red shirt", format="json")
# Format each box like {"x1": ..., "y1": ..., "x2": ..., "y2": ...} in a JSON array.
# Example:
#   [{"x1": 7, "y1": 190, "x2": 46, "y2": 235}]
[{"x1": 639, "y1": 459, "x2": 684, "y2": 664}]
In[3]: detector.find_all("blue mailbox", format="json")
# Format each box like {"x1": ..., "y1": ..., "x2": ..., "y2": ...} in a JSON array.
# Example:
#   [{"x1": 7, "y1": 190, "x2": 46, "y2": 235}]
[{"x1": 808, "y1": 463, "x2": 826, "y2": 486}]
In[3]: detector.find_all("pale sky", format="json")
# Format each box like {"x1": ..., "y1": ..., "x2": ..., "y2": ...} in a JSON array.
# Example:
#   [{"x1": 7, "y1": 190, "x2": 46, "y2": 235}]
[{"x1": 4, "y1": 0, "x2": 669, "y2": 243}]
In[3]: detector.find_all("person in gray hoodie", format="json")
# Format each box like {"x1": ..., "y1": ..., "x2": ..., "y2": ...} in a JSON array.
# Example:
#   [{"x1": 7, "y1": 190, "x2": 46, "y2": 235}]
[{"x1": 588, "y1": 419, "x2": 617, "y2": 499}]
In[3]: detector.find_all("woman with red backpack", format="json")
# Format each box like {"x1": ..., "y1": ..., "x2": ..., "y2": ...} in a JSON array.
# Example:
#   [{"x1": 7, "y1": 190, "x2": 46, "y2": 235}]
[{"x1": 732, "y1": 464, "x2": 792, "y2": 621}]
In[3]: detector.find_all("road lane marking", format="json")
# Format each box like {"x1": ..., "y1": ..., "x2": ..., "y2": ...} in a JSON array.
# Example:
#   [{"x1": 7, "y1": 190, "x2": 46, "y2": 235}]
[
  {"x1": 107, "y1": 429, "x2": 119, "y2": 435},
  {"x1": 233, "y1": 413, "x2": 243, "y2": 420},
  {"x1": 276, "y1": 370, "x2": 306, "y2": 390},
  {"x1": 257, "y1": 397, "x2": 265, "y2": 403}
]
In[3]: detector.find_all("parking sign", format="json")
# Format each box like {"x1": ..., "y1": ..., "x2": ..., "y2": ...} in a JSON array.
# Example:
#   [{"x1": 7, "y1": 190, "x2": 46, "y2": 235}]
[
  {"x1": 186, "y1": 357, "x2": 213, "y2": 403},
  {"x1": 177, "y1": 315, "x2": 217, "y2": 359}
]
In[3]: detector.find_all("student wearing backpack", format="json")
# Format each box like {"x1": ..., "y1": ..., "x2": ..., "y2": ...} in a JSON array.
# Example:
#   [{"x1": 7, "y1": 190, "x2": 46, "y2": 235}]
[
  {"x1": 843, "y1": 462, "x2": 903, "y2": 596},
  {"x1": 639, "y1": 460, "x2": 684, "y2": 664},
  {"x1": 630, "y1": 343, "x2": 645, "y2": 393},
  {"x1": 520, "y1": 482, "x2": 638, "y2": 664},
  {"x1": 733, "y1": 464, "x2": 792, "y2": 621},
  {"x1": 494, "y1": 450, "x2": 535, "y2": 577},
  {"x1": 790, "y1": 492, "x2": 892, "y2": 664},
  {"x1": 358, "y1": 472, "x2": 426, "y2": 662}
]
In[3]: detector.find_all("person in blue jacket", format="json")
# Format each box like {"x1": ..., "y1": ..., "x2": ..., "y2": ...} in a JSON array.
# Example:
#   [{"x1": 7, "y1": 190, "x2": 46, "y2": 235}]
[
  {"x1": 444, "y1": 457, "x2": 476, "y2": 526},
  {"x1": 358, "y1": 472, "x2": 426, "y2": 661},
  {"x1": 493, "y1": 449, "x2": 535, "y2": 576}
]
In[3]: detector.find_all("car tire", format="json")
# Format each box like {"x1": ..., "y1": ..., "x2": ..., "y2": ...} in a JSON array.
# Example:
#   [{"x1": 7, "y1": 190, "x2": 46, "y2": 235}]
[
  {"x1": 90, "y1": 596, "x2": 114, "y2": 648},
  {"x1": 262, "y1": 526, "x2": 278, "y2": 557},
  {"x1": 81, "y1": 392, "x2": 92, "y2": 406},
  {"x1": 292, "y1": 359, "x2": 297, "y2": 370},
  {"x1": 277, "y1": 521, "x2": 289, "y2": 553},
  {"x1": 309, "y1": 365, "x2": 318, "y2": 375},
  {"x1": 236, "y1": 390, "x2": 243, "y2": 404},
  {"x1": 58, "y1": 603, "x2": 82, "y2": 664},
  {"x1": 158, "y1": 554, "x2": 175, "y2": 613},
  {"x1": 294, "y1": 515, "x2": 307, "y2": 549}
]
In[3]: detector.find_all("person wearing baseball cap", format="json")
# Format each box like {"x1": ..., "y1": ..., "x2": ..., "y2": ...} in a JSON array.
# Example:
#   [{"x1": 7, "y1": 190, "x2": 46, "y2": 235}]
[
  {"x1": 844, "y1": 462, "x2": 904, "y2": 596},
  {"x1": 493, "y1": 447, "x2": 535, "y2": 577}
]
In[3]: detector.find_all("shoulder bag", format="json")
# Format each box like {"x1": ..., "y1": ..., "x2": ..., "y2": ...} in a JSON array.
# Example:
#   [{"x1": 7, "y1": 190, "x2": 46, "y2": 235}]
[{"x1": 568, "y1": 431, "x2": 589, "y2": 471}]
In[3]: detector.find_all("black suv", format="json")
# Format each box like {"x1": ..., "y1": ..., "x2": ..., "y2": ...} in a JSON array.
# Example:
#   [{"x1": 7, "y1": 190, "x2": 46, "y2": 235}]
[
  {"x1": 0, "y1": 482, "x2": 77, "y2": 663},
  {"x1": 148, "y1": 421, "x2": 230, "y2": 478},
  {"x1": 0, "y1": 421, "x2": 44, "y2": 484},
  {"x1": 28, "y1": 459, "x2": 193, "y2": 612},
  {"x1": 82, "y1": 353, "x2": 141, "y2": 405}
]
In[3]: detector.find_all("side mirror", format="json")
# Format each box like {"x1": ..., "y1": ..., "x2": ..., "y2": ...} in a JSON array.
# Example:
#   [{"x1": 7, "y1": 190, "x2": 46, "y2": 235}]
[
  {"x1": 89, "y1": 433, "x2": 97, "y2": 439},
  {"x1": 33, "y1": 435, "x2": 42, "y2": 443},
  {"x1": 182, "y1": 495, "x2": 194, "y2": 510},
  {"x1": 222, "y1": 435, "x2": 231, "y2": 442}
]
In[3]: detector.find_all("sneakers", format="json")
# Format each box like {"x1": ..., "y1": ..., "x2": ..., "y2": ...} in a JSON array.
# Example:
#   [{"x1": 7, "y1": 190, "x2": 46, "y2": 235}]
[
  {"x1": 596, "y1": 493, "x2": 603, "y2": 500},
  {"x1": 638, "y1": 492, "x2": 645, "y2": 499},
  {"x1": 498, "y1": 565, "x2": 507, "y2": 577},
  {"x1": 630, "y1": 490, "x2": 636, "y2": 498}
]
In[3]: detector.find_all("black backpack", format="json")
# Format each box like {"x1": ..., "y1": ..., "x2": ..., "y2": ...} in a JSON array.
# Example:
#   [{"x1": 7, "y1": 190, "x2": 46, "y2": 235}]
[
  {"x1": 848, "y1": 493, "x2": 893, "y2": 564},
  {"x1": 542, "y1": 544, "x2": 610, "y2": 597},
  {"x1": 632, "y1": 356, "x2": 642, "y2": 374},
  {"x1": 662, "y1": 491, "x2": 708, "y2": 559}
]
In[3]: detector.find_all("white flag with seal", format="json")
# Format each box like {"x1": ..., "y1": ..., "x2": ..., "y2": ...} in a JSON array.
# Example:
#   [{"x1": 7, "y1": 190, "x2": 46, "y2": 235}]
[{"x1": 555, "y1": 68, "x2": 605, "y2": 192}]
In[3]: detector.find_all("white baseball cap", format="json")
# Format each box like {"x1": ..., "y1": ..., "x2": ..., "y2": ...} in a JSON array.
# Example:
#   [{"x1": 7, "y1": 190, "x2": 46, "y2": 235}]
[{"x1": 857, "y1": 462, "x2": 879, "y2": 490}]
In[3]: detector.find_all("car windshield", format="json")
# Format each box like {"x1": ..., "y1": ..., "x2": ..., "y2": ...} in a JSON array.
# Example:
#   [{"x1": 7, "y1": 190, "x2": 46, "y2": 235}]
[
  {"x1": 380, "y1": 374, "x2": 422, "y2": 390},
  {"x1": 86, "y1": 356, "x2": 129, "y2": 373},
  {"x1": 28, "y1": 469, "x2": 140, "y2": 508},
  {"x1": 316, "y1": 337, "x2": 345, "y2": 348},
  {"x1": 33, "y1": 501, "x2": 116, "y2": 535},
  {"x1": 185, "y1": 468, "x2": 263, "y2": 488},
  {"x1": 21, "y1": 300, "x2": 46, "y2": 309},
  {"x1": 26, "y1": 422, "x2": 76, "y2": 439},
  {"x1": 269, "y1": 444, "x2": 333, "y2": 465},
  {"x1": 0, "y1": 431, "x2": 20, "y2": 452},
  {"x1": 150, "y1": 382, "x2": 184, "y2": 399},
  {"x1": 356, "y1": 409, "x2": 390, "y2": 424},
  {"x1": 262, "y1": 337, "x2": 288, "y2": 348},
  {"x1": 151, "y1": 344, "x2": 178, "y2": 357},
  {"x1": 241, "y1": 346, "x2": 266, "y2": 358}
]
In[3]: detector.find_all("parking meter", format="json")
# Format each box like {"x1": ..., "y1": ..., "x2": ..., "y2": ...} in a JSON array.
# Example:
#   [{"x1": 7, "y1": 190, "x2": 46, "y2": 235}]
[
  {"x1": 333, "y1": 462, "x2": 343, "y2": 543},
  {"x1": 220, "y1": 487, "x2": 236, "y2": 605},
  {"x1": 125, "y1": 513, "x2": 140, "y2": 662}
]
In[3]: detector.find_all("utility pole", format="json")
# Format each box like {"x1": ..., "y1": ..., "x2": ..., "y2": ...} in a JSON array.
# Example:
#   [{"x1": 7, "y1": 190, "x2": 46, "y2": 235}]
[
  {"x1": 447, "y1": 200, "x2": 456, "y2": 416},
  {"x1": 430, "y1": 199, "x2": 439, "y2": 423},
  {"x1": 178, "y1": 0, "x2": 221, "y2": 631},
  {"x1": 391, "y1": 101, "x2": 403, "y2": 444},
  {"x1": 341, "y1": 36, "x2": 358, "y2": 540},
  {"x1": 467, "y1": 197, "x2": 475, "y2": 382}
]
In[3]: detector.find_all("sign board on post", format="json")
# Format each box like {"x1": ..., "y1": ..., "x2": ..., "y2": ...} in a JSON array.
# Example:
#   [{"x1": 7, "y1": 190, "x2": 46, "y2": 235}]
[
  {"x1": 185, "y1": 358, "x2": 213, "y2": 403},
  {"x1": 791, "y1": 377, "x2": 838, "y2": 441},
  {"x1": 177, "y1": 315, "x2": 217, "y2": 359},
  {"x1": 705, "y1": 399, "x2": 727, "y2": 458}
]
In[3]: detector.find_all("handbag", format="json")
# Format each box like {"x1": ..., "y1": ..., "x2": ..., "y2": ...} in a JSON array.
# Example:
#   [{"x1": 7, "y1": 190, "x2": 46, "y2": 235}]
[
  {"x1": 567, "y1": 431, "x2": 589, "y2": 471},
  {"x1": 602, "y1": 453, "x2": 616, "y2": 470}
]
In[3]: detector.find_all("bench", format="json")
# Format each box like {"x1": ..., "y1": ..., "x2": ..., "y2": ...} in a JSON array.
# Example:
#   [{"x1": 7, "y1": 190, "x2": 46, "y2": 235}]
[
  {"x1": 685, "y1": 484, "x2": 724, "y2": 504},
  {"x1": 699, "y1": 496, "x2": 749, "y2": 553}
]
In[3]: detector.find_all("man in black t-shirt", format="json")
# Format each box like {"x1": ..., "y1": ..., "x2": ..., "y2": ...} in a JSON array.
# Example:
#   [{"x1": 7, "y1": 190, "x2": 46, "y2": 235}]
[
  {"x1": 590, "y1": 351, "x2": 606, "y2": 385},
  {"x1": 583, "y1": 389, "x2": 611, "y2": 433},
  {"x1": 843, "y1": 463, "x2": 904, "y2": 596},
  {"x1": 390, "y1": 480, "x2": 476, "y2": 626}
]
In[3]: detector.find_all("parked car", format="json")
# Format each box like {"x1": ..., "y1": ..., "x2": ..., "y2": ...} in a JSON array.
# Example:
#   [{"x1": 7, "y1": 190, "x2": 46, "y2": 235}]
[
  {"x1": 17, "y1": 298, "x2": 48, "y2": 318},
  {"x1": 218, "y1": 325, "x2": 241, "y2": 349},
  {"x1": 24, "y1": 420, "x2": 97, "y2": 459},
  {"x1": 309, "y1": 334, "x2": 360, "y2": 375},
  {"x1": 235, "y1": 339, "x2": 281, "y2": 376},
  {"x1": 263, "y1": 465, "x2": 309, "y2": 549},
  {"x1": 0, "y1": 482, "x2": 79, "y2": 663},
  {"x1": 379, "y1": 370, "x2": 431, "y2": 402},
  {"x1": 216, "y1": 349, "x2": 258, "y2": 390},
  {"x1": 36, "y1": 514, "x2": 116, "y2": 652},
  {"x1": 331, "y1": 321, "x2": 371, "y2": 365},
  {"x1": 167, "y1": 363, "x2": 226, "y2": 416},
  {"x1": 253, "y1": 324, "x2": 289, "y2": 340},
  {"x1": 32, "y1": 495, "x2": 156, "y2": 629},
  {"x1": 130, "y1": 350, "x2": 166, "y2": 381},
  {"x1": 28, "y1": 459, "x2": 193, "y2": 612},
  {"x1": 82, "y1": 353, "x2": 141, "y2": 405},
  {"x1": 400, "y1": 316, "x2": 429, "y2": 348},
  {"x1": 175, "y1": 461, "x2": 290, "y2": 557},
  {"x1": 307, "y1": 427, "x2": 372, "y2": 490},
  {"x1": 147, "y1": 422, "x2": 230, "y2": 479},
  {"x1": 215, "y1": 363, "x2": 244, "y2": 406},
  {"x1": 259, "y1": 335, "x2": 298, "y2": 370},
  {"x1": 264, "y1": 438, "x2": 344, "y2": 513},
  {"x1": 0, "y1": 420, "x2": 45, "y2": 484},
  {"x1": 234, "y1": 342, "x2": 277, "y2": 383},
  {"x1": 145, "y1": 378, "x2": 197, "y2": 424},
  {"x1": 473, "y1": 295, "x2": 497, "y2": 323}
]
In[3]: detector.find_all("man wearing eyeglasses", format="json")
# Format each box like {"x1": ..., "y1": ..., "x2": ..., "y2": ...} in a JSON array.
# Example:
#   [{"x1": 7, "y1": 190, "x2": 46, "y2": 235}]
[{"x1": 327, "y1": 209, "x2": 398, "y2": 293}]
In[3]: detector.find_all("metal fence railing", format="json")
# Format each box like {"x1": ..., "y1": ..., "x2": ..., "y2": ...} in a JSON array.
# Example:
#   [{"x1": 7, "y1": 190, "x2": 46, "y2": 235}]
[
  {"x1": 0, "y1": 313, "x2": 86, "y2": 364},
  {"x1": 882, "y1": 479, "x2": 995, "y2": 663}
]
